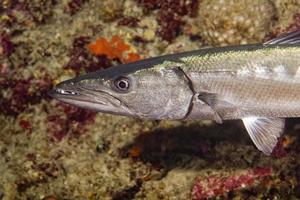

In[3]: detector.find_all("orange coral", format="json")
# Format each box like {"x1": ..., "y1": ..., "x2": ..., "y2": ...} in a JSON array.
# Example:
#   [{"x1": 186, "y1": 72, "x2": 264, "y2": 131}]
[
  {"x1": 88, "y1": 35, "x2": 140, "y2": 64},
  {"x1": 123, "y1": 52, "x2": 141, "y2": 63}
]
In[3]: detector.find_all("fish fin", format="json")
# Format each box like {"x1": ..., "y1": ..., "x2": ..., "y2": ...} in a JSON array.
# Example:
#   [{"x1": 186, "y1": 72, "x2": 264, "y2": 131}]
[
  {"x1": 198, "y1": 92, "x2": 218, "y2": 107},
  {"x1": 197, "y1": 92, "x2": 242, "y2": 121},
  {"x1": 242, "y1": 117, "x2": 285, "y2": 155},
  {"x1": 185, "y1": 93, "x2": 223, "y2": 123},
  {"x1": 264, "y1": 30, "x2": 300, "y2": 45}
]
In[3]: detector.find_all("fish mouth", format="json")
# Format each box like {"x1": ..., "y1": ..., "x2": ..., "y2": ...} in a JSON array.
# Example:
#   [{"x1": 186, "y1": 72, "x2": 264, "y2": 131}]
[{"x1": 48, "y1": 83, "x2": 123, "y2": 113}]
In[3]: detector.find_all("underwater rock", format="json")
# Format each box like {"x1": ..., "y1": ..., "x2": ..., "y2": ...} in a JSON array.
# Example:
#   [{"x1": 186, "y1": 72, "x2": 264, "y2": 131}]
[
  {"x1": 197, "y1": 0, "x2": 275, "y2": 45},
  {"x1": 99, "y1": 0, "x2": 125, "y2": 22},
  {"x1": 136, "y1": 0, "x2": 199, "y2": 42},
  {"x1": 65, "y1": 0, "x2": 88, "y2": 15},
  {"x1": 272, "y1": 0, "x2": 300, "y2": 31},
  {"x1": 0, "y1": 35, "x2": 15, "y2": 57},
  {"x1": 191, "y1": 168, "x2": 273, "y2": 199}
]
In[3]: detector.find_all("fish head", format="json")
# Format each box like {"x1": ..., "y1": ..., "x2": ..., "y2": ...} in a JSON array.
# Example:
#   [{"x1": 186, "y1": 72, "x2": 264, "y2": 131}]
[{"x1": 49, "y1": 62, "x2": 193, "y2": 119}]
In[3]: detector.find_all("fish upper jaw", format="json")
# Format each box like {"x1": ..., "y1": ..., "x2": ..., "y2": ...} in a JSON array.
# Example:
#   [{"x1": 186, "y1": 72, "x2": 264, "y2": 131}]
[{"x1": 48, "y1": 81, "x2": 83, "y2": 101}]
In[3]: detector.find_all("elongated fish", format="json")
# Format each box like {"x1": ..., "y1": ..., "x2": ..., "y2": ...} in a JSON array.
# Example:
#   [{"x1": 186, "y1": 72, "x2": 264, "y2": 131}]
[{"x1": 49, "y1": 30, "x2": 300, "y2": 155}]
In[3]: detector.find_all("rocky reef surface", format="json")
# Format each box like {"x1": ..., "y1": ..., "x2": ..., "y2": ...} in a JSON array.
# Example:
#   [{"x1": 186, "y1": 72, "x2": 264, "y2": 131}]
[{"x1": 0, "y1": 0, "x2": 300, "y2": 199}]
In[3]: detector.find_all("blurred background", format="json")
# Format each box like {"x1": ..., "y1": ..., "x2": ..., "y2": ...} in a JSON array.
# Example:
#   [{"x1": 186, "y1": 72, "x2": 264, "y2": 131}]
[{"x1": 0, "y1": 0, "x2": 300, "y2": 199}]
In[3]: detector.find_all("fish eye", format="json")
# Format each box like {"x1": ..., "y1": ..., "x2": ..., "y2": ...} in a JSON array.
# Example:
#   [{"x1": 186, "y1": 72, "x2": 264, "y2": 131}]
[{"x1": 114, "y1": 77, "x2": 131, "y2": 92}]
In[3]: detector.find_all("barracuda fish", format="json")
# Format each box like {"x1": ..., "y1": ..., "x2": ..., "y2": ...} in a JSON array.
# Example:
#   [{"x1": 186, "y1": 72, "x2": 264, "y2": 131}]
[{"x1": 49, "y1": 30, "x2": 300, "y2": 155}]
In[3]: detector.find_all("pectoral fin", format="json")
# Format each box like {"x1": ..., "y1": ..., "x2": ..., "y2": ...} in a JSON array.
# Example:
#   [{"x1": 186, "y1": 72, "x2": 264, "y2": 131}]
[
  {"x1": 184, "y1": 93, "x2": 223, "y2": 123},
  {"x1": 242, "y1": 117, "x2": 285, "y2": 155}
]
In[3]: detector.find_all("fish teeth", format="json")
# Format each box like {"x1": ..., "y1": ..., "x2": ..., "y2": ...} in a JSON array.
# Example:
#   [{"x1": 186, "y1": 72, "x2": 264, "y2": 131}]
[
  {"x1": 56, "y1": 88, "x2": 77, "y2": 95},
  {"x1": 56, "y1": 88, "x2": 66, "y2": 94}
]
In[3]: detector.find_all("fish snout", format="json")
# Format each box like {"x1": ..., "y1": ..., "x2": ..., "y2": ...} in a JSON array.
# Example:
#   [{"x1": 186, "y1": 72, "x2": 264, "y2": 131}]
[{"x1": 48, "y1": 81, "x2": 80, "y2": 98}]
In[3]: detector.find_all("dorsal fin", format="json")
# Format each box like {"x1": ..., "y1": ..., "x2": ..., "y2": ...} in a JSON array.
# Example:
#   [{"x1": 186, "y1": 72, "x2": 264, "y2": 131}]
[{"x1": 264, "y1": 30, "x2": 300, "y2": 45}]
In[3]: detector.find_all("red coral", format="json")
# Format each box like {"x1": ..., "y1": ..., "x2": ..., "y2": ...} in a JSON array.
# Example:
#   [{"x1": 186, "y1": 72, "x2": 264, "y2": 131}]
[
  {"x1": 158, "y1": 12, "x2": 183, "y2": 42},
  {"x1": 158, "y1": 0, "x2": 199, "y2": 41},
  {"x1": 118, "y1": 17, "x2": 140, "y2": 27},
  {"x1": 47, "y1": 114, "x2": 69, "y2": 142},
  {"x1": 65, "y1": 0, "x2": 87, "y2": 15},
  {"x1": 47, "y1": 103, "x2": 95, "y2": 142},
  {"x1": 267, "y1": 13, "x2": 300, "y2": 40},
  {"x1": 271, "y1": 137, "x2": 288, "y2": 158},
  {"x1": 0, "y1": 34, "x2": 15, "y2": 56},
  {"x1": 284, "y1": 13, "x2": 300, "y2": 33},
  {"x1": 64, "y1": 36, "x2": 113, "y2": 75},
  {"x1": 1, "y1": 0, "x2": 57, "y2": 32},
  {"x1": 0, "y1": 78, "x2": 32, "y2": 115},
  {"x1": 19, "y1": 119, "x2": 32, "y2": 132},
  {"x1": 64, "y1": 36, "x2": 91, "y2": 74},
  {"x1": 136, "y1": 0, "x2": 199, "y2": 42},
  {"x1": 159, "y1": 0, "x2": 199, "y2": 17},
  {"x1": 86, "y1": 55, "x2": 112, "y2": 72},
  {"x1": 61, "y1": 103, "x2": 95, "y2": 123},
  {"x1": 136, "y1": 0, "x2": 160, "y2": 10},
  {"x1": 191, "y1": 168, "x2": 272, "y2": 200},
  {"x1": 0, "y1": 75, "x2": 53, "y2": 116},
  {"x1": 253, "y1": 167, "x2": 272, "y2": 177}
]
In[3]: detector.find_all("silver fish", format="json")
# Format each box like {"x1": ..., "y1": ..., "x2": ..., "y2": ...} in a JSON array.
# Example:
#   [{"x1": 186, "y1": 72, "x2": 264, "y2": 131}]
[{"x1": 49, "y1": 30, "x2": 300, "y2": 155}]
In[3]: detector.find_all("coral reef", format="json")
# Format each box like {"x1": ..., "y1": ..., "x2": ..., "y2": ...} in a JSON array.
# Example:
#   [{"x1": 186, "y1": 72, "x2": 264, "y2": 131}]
[
  {"x1": 0, "y1": 0, "x2": 57, "y2": 35},
  {"x1": 64, "y1": 36, "x2": 114, "y2": 75},
  {"x1": 0, "y1": 0, "x2": 300, "y2": 199},
  {"x1": 191, "y1": 168, "x2": 272, "y2": 199},
  {"x1": 272, "y1": 0, "x2": 300, "y2": 32},
  {"x1": 197, "y1": 0, "x2": 275, "y2": 45},
  {"x1": 65, "y1": 0, "x2": 88, "y2": 15},
  {"x1": 136, "y1": 0, "x2": 199, "y2": 42},
  {"x1": 46, "y1": 102, "x2": 96, "y2": 142},
  {"x1": 99, "y1": 0, "x2": 125, "y2": 22},
  {"x1": 0, "y1": 35, "x2": 15, "y2": 56},
  {"x1": 0, "y1": 75, "x2": 53, "y2": 116}
]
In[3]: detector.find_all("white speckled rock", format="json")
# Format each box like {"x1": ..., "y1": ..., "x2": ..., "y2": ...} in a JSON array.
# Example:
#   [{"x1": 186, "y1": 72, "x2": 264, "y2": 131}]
[
  {"x1": 271, "y1": 0, "x2": 300, "y2": 31},
  {"x1": 197, "y1": 0, "x2": 275, "y2": 46}
]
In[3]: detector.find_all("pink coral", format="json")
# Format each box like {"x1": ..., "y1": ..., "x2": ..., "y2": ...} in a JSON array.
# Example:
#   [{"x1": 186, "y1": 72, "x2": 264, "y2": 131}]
[{"x1": 191, "y1": 168, "x2": 272, "y2": 200}]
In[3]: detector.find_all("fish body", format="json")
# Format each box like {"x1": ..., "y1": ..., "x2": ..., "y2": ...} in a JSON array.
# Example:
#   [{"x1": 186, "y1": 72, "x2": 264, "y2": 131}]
[
  {"x1": 180, "y1": 44, "x2": 300, "y2": 120},
  {"x1": 50, "y1": 30, "x2": 300, "y2": 155}
]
